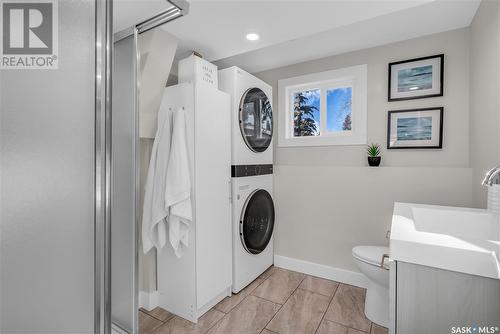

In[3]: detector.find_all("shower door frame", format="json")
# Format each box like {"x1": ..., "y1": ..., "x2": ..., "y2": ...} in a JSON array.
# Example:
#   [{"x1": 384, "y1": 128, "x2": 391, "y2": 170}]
[
  {"x1": 109, "y1": 1, "x2": 189, "y2": 333},
  {"x1": 95, "y1": 0, "x2": 113, "y2": 333}
]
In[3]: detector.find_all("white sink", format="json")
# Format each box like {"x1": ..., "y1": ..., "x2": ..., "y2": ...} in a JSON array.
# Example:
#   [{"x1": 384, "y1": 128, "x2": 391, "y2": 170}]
[{"x1": 390, "y1": 202, "x2": 500, "y2": 279}]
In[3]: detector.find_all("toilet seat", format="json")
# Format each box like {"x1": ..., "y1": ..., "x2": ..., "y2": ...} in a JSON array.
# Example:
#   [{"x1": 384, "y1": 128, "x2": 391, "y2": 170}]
[{"x1": 352, "y1": 246, "x2": 389, "y2": 267}]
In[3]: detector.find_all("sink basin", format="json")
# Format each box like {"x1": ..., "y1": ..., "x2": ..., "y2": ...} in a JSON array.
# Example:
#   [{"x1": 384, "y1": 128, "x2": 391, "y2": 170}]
[
  {"x1": 412, "y1": 206, "x2": 500, "y2": 240},
  {"x1": 390, "y1": 203, "x2": 500, "y2": 279}
]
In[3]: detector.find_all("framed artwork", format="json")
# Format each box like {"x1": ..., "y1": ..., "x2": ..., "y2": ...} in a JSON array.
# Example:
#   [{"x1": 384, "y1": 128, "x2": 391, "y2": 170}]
[
  {"x1": 388, "y1": 54, "x2": 444, "y2": 101},
  {"x1": 387, "y1": 107, "x2": 443, "y2": 149}
]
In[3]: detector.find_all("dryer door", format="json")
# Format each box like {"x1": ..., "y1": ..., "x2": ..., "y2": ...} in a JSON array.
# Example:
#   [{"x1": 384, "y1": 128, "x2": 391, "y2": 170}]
[
  {"x1": 239, "y1": 88, "x2": 273, "y2": 153},
  {"x1": 240, "y1": 189, "x2": 275, "y2": 254}
]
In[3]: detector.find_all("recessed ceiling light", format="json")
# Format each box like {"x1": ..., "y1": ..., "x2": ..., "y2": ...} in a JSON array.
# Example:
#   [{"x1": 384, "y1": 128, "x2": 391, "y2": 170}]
[{"x1": 246, "y1": 33, "x2": 260, "y2": 41}]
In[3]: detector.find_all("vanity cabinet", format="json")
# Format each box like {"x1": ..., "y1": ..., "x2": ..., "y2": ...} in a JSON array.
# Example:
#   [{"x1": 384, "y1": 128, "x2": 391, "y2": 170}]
[{"x1": 390, "y1": 261, "x2": 500, "y2": 334}]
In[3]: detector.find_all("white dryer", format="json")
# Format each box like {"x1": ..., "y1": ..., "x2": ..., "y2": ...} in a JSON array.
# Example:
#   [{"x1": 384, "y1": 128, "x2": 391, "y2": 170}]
[
  {"x1": 231, "y1": 169, "x2": 274, "y2": 293},
  {"x1": 219, "y1": 67, "x2": 273, "y2": 166}
]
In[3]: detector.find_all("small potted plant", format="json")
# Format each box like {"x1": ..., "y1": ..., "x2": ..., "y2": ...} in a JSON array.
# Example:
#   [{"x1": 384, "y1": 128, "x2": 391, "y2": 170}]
[{"x1": 367, "y1": 143, "x2": 381, "y2": 167}]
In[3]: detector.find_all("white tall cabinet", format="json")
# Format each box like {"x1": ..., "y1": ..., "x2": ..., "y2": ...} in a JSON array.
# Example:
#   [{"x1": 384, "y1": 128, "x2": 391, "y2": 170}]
[{"x1": 155, "y1": 81, "x2": 232, "y2": 323}]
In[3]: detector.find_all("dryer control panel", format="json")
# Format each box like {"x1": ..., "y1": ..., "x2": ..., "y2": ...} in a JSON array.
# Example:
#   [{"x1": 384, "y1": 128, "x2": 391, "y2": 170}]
[{"x1": 231, "y1": 164, "x2": 273, "y2": 177}]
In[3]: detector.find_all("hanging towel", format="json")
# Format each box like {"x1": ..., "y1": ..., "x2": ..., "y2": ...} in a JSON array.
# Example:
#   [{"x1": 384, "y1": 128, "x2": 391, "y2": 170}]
[
  {"x1": 165, "y1": 108, "x2": 192, "y2": 258},
  {"x1": 141, "y1": 94, "x2": 173, "y2": 254}
]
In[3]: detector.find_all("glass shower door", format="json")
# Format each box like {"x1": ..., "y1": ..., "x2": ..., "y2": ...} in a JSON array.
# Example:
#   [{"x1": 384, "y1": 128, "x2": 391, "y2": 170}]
[
  {"x1": 112, "y1": 31, "x2": 139, "y2": 333},
  {"x1": 0, "y1": 0, "x2": 111, "y2": 332}
]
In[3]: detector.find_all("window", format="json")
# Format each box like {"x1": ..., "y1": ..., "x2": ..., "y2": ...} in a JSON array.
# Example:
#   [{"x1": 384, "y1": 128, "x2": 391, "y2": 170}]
[
  {"x1": 327, "y1": 87, "x2": 352, "y2": 132},
  {"x1": 293, "y1": 89, "x2": 320, "y2": 137},
  {"x1": 278, "y1": 64, "x2": 367, "y2": 147}
]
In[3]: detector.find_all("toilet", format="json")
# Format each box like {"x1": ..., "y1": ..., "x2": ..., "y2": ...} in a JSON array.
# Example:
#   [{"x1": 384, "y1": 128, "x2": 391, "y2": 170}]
[{"x1": 352, "y1": 246, "x2": 390, "y2": 328}]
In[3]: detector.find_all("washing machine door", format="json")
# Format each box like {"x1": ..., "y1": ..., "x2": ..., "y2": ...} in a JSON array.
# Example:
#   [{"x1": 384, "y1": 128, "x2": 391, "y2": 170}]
[
  {"x1": 240, "y1": 189, "x2": 275, "y2": 254},
  {"x1": 239, "y1": 88, "x2": 273, "y2": 153}
]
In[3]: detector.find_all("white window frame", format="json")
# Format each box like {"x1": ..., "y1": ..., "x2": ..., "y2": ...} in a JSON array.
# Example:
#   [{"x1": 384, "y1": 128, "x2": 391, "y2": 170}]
[{"x1": 278, "y1": 64, "x2": 367, "y2": 147}]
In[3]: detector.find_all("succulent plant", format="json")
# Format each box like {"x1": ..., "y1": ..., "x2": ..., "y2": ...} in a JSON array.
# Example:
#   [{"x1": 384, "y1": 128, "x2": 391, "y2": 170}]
[{"x1": 367, "y1": 143, "x2": 381, "y2": 157}]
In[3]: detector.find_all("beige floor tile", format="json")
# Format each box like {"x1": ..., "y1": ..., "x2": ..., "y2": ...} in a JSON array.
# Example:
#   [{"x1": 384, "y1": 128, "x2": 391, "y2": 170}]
[
  {"x1": 207, "y1": 296, "x2": 281, "y2": 334},
  {"x1": 252, "y1": 268, "x2": 305, "y2": 304},
  {"x1": 139, "y1": 311, "x2": 164, "y2": 334},
  {"x1": 316, "y1": 320, "x2": 367, "y2": 334},
  {"x1": 147, "y1": 307, "x2": 175, "y2": 322},
  {"x1": 259, "y1": 266, "x2": 279, "y2": 279},
  {"x1": 214, "y1": 278, "x2": 265, "y2": 313},
  {"x1": 261, "y1": 330, "x2": 278, "y2": 334},
  {"x1": 324, "y1": 284, "x2": 371, "y2": 332},
  {"x1": 266, "y1": 288, "x2": 331, "y2": 334},
  {"x1": 152, "y1": 309, "x2": 225, "y2": 334},
  {"x1": 299, "y1": 276, "x2": 339, "y2": 297},
  {"x1": 370, "y1": 323, "x2": 388, "y2": 334}
]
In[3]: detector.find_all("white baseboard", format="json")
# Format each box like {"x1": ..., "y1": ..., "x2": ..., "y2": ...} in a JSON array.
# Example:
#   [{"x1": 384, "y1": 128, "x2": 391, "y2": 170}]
[
  {"x1": 274, "y1": 255, "x2": 368, "y2": 289},
  {"x1": 139, "y1": 290, "x2": 159, "y2": 311}
]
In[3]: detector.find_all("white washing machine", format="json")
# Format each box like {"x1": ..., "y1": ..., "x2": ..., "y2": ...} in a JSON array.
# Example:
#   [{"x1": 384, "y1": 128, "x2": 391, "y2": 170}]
[
  {"x1": 219, "y1": 66, "x2": 273, "y2": 166},
  {"x1": 231, "y1": 171, "x2": 274, "y2": 293}
]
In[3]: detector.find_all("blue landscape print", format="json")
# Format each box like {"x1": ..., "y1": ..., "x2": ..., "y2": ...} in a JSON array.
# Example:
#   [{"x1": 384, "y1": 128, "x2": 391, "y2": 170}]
[
  {"x1": 326, "y1": 87, "x2": 352, "y2": 132},
  {"x1": 397, "y1": 65, "x2": 433, "y2": 92},
  {"x1": 397, "y1": 117, "x2": 432, "y2": 141}
]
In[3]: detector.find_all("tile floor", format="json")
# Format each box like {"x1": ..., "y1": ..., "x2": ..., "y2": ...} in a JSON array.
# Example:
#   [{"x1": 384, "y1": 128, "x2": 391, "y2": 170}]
[{"x1": 139, "y1": 266, "x2": 388, "y2": 334}]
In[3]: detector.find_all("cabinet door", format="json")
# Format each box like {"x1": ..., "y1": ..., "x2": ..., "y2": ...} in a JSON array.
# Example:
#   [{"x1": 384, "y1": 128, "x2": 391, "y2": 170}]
[
  {"x1": 156, "y1": 84, "x2": 197, "y2": 322},
  {"x1": 397, "y1": 262, "x2": 500, "y2": 334},
  {"x1": 195, "y1": 85, "x2": 232, "y2": 309}
]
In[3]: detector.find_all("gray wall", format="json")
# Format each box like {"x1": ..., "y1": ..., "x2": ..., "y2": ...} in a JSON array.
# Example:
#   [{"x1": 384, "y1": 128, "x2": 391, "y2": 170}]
[
  {"x1": 0, "y1": 1, "x2": 95, "y2": 332},
  {"x1": 470, "y1": 0, "x2": 500, "y2": 208},
  {"x1": 255, "y1": 28, "x2": 474, "y2": 273},
  {"x1": 257, "y1": 28, "x2": 470, "y2": 168}
]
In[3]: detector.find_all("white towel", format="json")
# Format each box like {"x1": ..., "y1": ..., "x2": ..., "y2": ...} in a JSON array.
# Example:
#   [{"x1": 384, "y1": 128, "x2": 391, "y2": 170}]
[
  {"x1": 165, "y1": 108, "x2": 192, "y2": 258},
  {"x1": 141, "y1": 94, "x2": 173, "y2": 253}
]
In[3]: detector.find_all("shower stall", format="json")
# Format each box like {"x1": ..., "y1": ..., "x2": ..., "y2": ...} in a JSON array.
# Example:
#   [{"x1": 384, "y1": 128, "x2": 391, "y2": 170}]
[{"x1": 0, "y1": 0, "x2": 188, "y2": 333}]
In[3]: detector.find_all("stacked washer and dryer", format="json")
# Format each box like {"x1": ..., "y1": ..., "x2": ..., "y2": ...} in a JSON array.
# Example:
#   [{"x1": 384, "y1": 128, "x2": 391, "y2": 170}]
[{"x1": 219, "y1": 67, "x2": 275, "y2": 293}]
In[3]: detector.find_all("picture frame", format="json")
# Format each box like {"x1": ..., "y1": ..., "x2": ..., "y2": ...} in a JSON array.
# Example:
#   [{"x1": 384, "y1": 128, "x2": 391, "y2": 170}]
[
  {"x1": 387, "y1": 107, "x2": 443, "y2": 149},
  {"x1": 388, "y1": 54, "x2": 444, "y2": 101}
]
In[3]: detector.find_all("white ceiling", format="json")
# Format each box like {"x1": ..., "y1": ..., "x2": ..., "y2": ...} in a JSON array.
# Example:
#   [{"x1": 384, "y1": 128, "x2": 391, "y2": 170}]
[
  {"x1": 214, "y1": 0, "x2": 481, "y2": 73},
  {"x1": 164, "y1": 0, "x2": 436, "y2": 60},
  {"x1": 114, "y1": 0, "x2": 481, "y2": 73}
]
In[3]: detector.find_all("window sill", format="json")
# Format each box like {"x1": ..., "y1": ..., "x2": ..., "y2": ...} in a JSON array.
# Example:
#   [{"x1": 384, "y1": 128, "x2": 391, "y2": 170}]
[{"x1": 278, "y1": 134, "x2": 367, "y2": 147}]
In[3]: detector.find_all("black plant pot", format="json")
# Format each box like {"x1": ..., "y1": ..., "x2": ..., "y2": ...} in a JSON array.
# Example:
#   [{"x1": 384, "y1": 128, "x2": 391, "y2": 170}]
[{"x1": 368, "y1": 156, "x2": 381, "y2": 167}]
